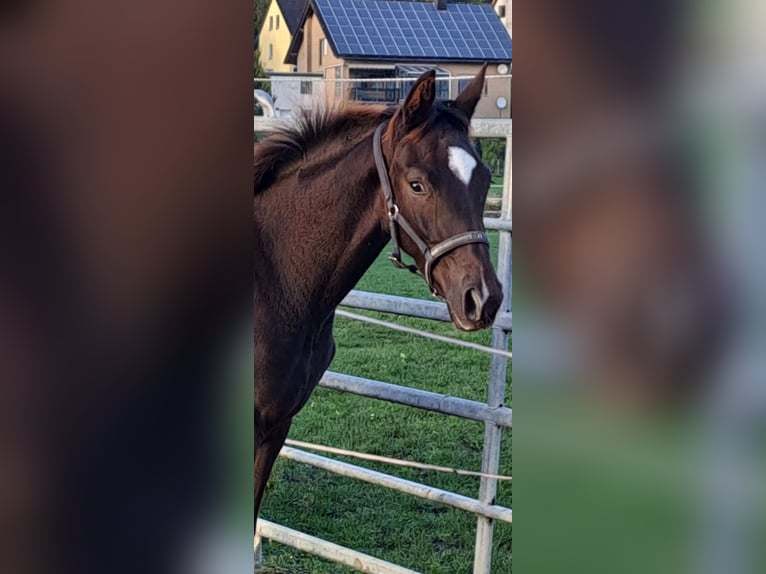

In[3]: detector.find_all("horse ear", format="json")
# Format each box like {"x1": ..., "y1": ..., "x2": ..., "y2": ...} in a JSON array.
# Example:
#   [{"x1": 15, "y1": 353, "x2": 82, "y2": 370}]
[
  {"x1": 394, "y1": 70, "x2": 436, "y2": 135},
  {"x1": 455, "y1": 63, "x2": 488, "y2": 120}
]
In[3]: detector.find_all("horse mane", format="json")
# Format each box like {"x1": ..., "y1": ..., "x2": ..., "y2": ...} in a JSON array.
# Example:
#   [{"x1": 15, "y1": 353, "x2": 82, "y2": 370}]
[{"x1": 254, "y1": 104, "x2": 396, "y2": 194}]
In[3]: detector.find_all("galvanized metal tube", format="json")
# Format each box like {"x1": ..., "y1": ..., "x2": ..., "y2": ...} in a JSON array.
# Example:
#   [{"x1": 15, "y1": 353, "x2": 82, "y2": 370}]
[
  {"x1": 334, "y1": 309, "x2": 512, "y2": 358},
  {"x1": 278, "y1": 447, "x2": 513, "y2": 524},
  {"x1": 254, "y1": 534, "x2": 263, "y2": 569},
  {"x1": 256, "y1": 520, "x2": 421, "y2": 574},
  {"x1": 320, "y1": 372, "x2": 512, "y2": 428},
  {"x1": 255, "y1": 117, "x2": 512, "y2": 138},
  {"x1": 473, "y1": 134, "x2": 512, "y2": 574},
  {"x1": 340, "y1": 291, "x2": 512, "y2": 331},
  {"x1": 342, "y1": 291, "x2": 451, "y2": 322},
  {"x1": 483, "y1": 217, "x2": 513, "y2": 232}
]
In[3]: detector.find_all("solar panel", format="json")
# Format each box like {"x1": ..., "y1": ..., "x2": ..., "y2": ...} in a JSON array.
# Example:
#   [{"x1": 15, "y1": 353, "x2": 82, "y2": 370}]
[{"x1": 315, "y1": 0, "x2": 512, "y2": 62}]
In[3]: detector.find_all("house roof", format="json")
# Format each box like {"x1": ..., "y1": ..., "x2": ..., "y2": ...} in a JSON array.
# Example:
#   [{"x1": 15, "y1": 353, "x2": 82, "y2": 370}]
[
  {"x1": 275, "y1": 0, "x2": 307, "y2": 35},
  {"x1": 286, "y1": 0, "x2": 513, "y2": 65}
]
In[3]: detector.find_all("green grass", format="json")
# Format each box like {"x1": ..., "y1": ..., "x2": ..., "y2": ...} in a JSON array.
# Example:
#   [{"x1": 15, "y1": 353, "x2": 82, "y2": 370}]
[{"x1": 259, "y1": 231, "x2": 512, "y2": 573}]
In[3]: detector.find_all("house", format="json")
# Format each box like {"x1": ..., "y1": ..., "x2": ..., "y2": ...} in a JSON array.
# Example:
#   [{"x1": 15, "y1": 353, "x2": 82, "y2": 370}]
[
  {"x1": 493, "y1": 0, "x2": 511, "y2": 38},
  {"x1": 258, "y1": 0, "x2": 306, "y2": 72},
  {"x1": 284, "y1": 0, "x2": 512, "y2": 118}
]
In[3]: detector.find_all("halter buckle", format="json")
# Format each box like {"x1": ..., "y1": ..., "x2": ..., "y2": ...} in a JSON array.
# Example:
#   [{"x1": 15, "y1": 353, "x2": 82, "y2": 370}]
[{"x1": 388, "y1": 254, "x2": 407, "y2": 268}]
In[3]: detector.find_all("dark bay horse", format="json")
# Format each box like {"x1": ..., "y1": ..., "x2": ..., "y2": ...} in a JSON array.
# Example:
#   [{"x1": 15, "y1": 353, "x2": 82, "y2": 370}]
[{"x1": 253, "y1": 67, "x2": 504, "y2": 519}]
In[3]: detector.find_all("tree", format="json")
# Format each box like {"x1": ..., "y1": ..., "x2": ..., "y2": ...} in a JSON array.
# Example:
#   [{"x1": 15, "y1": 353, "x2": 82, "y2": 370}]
[
  {"x1": 253, "y1": 0, "x2": 271, "y2": 103},
  {"x1": 254, "y1": 0, "x2": 269, "y2": 45},
  {"x1": 481, "y1": 138, "x2": 507, "y2": 176},
  {"x1": 254, "y1": 48, "x2": 269, "y2": 89}
]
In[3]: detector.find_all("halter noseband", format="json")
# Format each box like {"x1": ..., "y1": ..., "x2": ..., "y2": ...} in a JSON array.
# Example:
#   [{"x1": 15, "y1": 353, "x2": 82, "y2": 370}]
[{"x1": 372, "y1": 123, "x2": 490, "y2": 296}]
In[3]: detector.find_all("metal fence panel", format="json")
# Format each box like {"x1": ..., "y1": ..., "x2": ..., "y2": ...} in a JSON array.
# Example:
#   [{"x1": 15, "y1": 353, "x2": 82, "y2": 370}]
[{"x1": 254, "y1": 115, "x2": 512, "y2": 573}]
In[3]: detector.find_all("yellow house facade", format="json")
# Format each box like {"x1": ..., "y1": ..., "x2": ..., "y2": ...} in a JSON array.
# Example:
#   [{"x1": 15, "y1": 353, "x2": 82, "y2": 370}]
[{"x1": 258, "y1": 0, "x2": 305, "y2": 73}]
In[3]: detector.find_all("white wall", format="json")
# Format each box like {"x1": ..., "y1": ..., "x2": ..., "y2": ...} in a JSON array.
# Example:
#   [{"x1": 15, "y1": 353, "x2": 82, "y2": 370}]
[
  {"x1": 268, "y1": 75, "x2": 326, "y2": 119},
  {"x1": 494, "y1": 0, "x2": 511, "y2": 38}
]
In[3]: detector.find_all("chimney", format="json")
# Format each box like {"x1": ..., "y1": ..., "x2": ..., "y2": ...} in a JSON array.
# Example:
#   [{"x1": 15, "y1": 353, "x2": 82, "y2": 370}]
[{"x1": 434, "y1": 0, "x2": 447, "y2": 10}]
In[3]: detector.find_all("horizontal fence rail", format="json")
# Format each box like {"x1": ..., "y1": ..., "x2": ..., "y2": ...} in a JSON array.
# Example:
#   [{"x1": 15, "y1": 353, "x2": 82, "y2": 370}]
[
  {"x1": 483, "y1": 217, "x2": 513, "y2": 233},
  {"x1": 255, "y1": 117, "x2": 512, "y2": 139},
  {"x1": 260, "y1": 73, "x2": 511, "y2": 85},
  {"x1": 320, "y1": 371, "x2": 513, "y2": 428},
  {"x1": 279, "y1": 447, "x2": 514, "y2": 524},
  {"x1": 257, "y1": 74, "x2": 511, "y2": 114},
  {"x1": 256, "y1": 520, "x2": 420, "y2": 574},
  {"x1": 340, "y1": 291, "x2": 512, "y2": 332},
  {"x1": 335, "y1": 309, "x2": 512, "y2": 358}
]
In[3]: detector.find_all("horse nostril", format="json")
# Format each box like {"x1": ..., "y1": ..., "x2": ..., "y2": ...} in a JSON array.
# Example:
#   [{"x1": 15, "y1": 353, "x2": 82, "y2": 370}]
[{"x1": 464, "y1": 288, "x2": 484, "y2": 323}]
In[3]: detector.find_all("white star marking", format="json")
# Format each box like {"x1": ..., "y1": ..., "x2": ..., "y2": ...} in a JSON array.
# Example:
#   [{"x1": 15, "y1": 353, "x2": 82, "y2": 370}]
[{"x1": 447, "y1": 146, "x2": 477, "y2": 186}]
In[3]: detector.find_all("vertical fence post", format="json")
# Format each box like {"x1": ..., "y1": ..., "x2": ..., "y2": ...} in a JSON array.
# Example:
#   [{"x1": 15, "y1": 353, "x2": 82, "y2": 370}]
[
  {"x1": 473, "y1": 133, "x2": 512, "y2": 574},
  {"x1": 254, "y1": 532, "x2": 263, "y2": 570}
]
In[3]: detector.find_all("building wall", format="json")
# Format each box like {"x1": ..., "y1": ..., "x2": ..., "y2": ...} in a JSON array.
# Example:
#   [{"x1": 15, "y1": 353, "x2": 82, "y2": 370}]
[
  {"x1": 258, "y1": 0, "x2": 294, "y2": 73},
  {"x1": 494, "y1": 0, "x2": 512, "y2": 38},
  {"x1": 293, "y1": 15, "x2": 510, "y2": 119},
  {"x1": 439, "y1": 62, "x2": 511, "y2": 119},
  {"x1": 268, "y1": 73, "x2": 326, "y2": 118},
  {"x1": 298, "y1": 13, "x2": 343, "y2": 73},
  {"x1": 335, "y1": 61, "x2": 511, "y2": 119}
]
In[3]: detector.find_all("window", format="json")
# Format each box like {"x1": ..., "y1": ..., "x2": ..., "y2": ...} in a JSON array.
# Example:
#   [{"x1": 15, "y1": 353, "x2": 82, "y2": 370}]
[
  {"x1": 435, "y1": 79, "x2": 450, "y2": 100},
  {"x1": 334, "y1": 66, "x2": 342, "y2": 98},
  {"x1": 458, "y1": 78, "x2": 489, "y2": 96},
  {"x1": 300, "y1": 81, "x2": 312, "y2": 95},
  {"x1": 319, "y1": 39, "x2": 327, "y2": 66},
  {"x1": 498, "y1": 5, "x2": 506, "y2": 18},
  {"x1": 349, "y1": 68, "x2": 397, "y2": 103},
  {"x1": 399, "y1": 78, "x2": 448, "y2": 102},
  {"x1": 269, "y1": 16, "x2": 273, "y2": 31},
  {"x1": 268, "y1": 44, "x2": 273, "y2": 60},
  {"x1": 276, "y1": 15, "x2": 280, "y2": 29}
]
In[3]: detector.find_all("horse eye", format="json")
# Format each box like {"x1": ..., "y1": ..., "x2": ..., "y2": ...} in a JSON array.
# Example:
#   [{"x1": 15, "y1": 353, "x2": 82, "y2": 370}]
[{"x1": 409, "y1": 181, "x2": 424, "y2": 194}]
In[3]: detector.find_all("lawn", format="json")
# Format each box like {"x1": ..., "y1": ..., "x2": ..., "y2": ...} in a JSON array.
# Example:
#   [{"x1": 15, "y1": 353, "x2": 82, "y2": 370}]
[{"x1": 258, "y1": 231, "x2": 512, "y2": 573}]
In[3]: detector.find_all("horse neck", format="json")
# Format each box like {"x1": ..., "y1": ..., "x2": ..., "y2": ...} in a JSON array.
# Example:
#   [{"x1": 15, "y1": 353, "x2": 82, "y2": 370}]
[{"x1": 255, "y1": 131, "x2": 389, "y2": 325}]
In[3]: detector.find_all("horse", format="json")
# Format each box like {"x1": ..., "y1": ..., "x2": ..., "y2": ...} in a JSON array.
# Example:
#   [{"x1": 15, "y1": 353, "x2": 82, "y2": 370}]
[{"x1": 253, "y1": 66, "x2": 504, "y2": 520}]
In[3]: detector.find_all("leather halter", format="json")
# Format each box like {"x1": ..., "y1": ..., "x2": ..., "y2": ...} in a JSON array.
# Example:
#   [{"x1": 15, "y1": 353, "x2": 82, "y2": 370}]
[{"x1": 372, "y1": 123, "x2": 490, "y2": 296}]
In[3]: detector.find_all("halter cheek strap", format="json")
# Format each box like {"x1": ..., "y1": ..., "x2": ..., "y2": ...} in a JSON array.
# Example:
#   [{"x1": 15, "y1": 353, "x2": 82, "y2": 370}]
[{"x1": 372, "y1": 123, "x2": 490, "y2": 296}]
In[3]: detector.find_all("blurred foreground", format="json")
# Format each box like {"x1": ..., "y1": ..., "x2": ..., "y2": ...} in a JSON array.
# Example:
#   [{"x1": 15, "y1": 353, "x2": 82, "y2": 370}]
[
  {"x1": 515, "y1": 1, "x2": 766, "y2": 572},
  {"x1": 1, "y1": 1, "x2": 253, "y2": 573}
]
